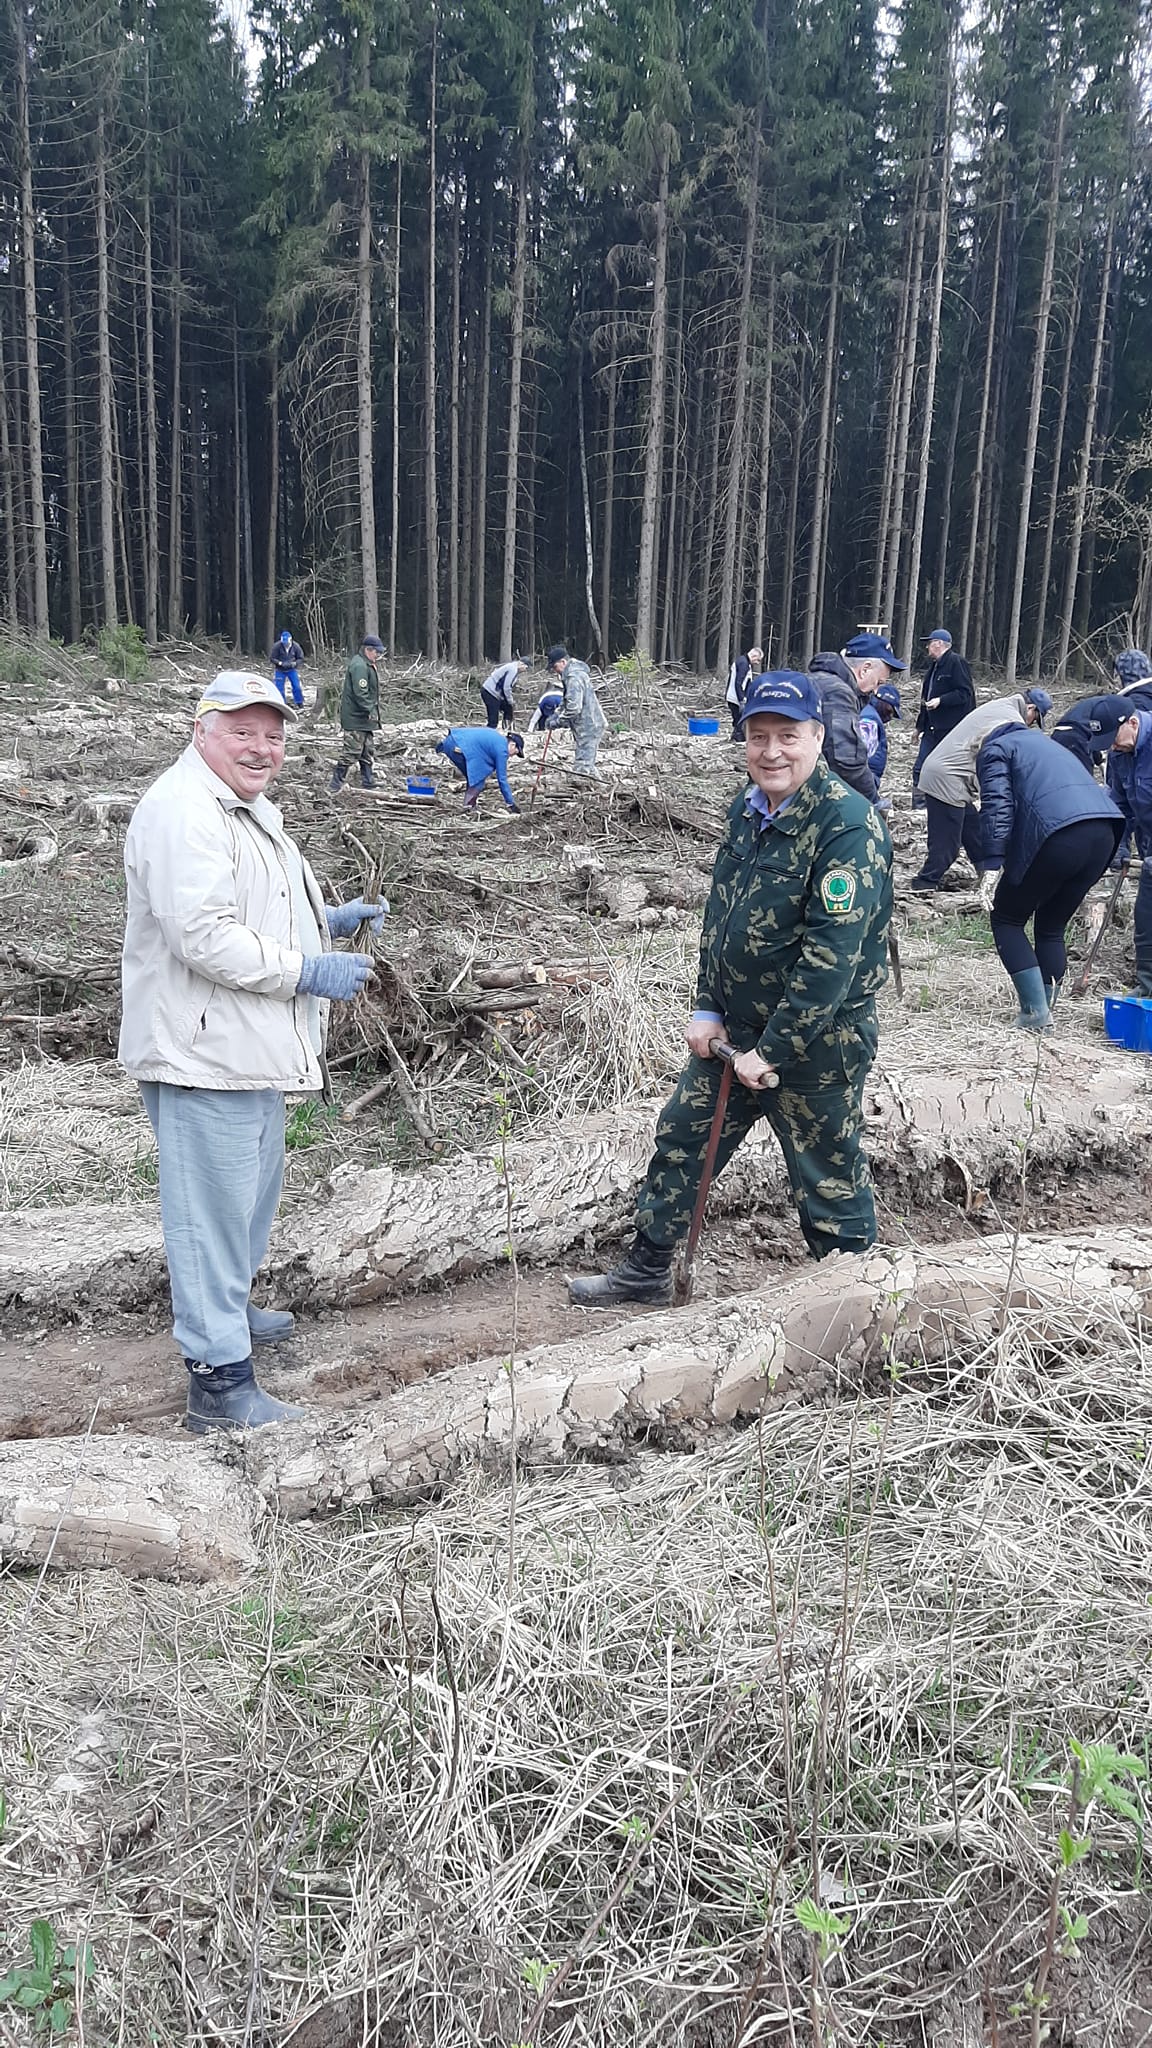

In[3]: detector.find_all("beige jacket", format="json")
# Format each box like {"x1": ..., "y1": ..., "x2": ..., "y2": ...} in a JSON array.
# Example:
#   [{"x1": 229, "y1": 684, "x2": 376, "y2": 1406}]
[
  {"x1": 918, "y1": 694, "x2": 1029, "y2": 808},
  {"x1": 119, "y1": 745, "x2": 330, "y2": 1091}
]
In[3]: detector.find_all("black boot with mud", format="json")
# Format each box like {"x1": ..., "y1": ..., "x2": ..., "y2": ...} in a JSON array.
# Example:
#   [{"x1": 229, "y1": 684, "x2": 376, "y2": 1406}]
[
  {"x1": 185, "y1": 1359, "x2": 305, "y2": 1434},
  {"x1": 568, "y1": 1232, "x2": 674, "y2": 1308}
]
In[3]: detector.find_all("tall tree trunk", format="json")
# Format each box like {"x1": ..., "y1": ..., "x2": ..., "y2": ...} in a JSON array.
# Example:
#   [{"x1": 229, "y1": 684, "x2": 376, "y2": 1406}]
[
  {"x1": 499, "y1": 143, "x2": 530, "y2": 661},
  {"x1": 60, "y1": 238, "x2": 82, "y2": 642},
  {"x1": 471, "y1": 210, "x2": 493, "y2": 663},
  {"x1": 693, "y1": 356, "x2": 724, "y2": 673},
  {"x1": 11, "y1": 0, "x2": 49, "y2": 633},
  {"x1": 264, "y1": 344, "x2": 279, "y2": 654},
  {"x1": 166, "y1": 180, "x2": 183, "y2": 637},
  {"x1": 779, "y1": 357, "x2": 808, "y2": 659},
  {"x1": 801, "y1": 234, "x2": 842, "y2": 665},
  {"x1": 871, "y1": 187, "x2": 921, "y2": 619},
  {"x1": 752, "y1": 263, "x2": 777, "y2": 653},
  {"x1": 141, "y1": 60, "x2": 159, "y2": 645},
  {"x1": 388, "y1": 165, "x2": 402, "y2": 659},
  {"x1": 448, "y1": 181, "x2": 462, "y2": 662},
  {"x1": 190, "y1": 369, "x2": 207, "y2": 633},
  {"x1": 423, "y1": 10, "x2": 439, "y2": 656},
  {"x1": 933, "y1": 343, "x2": 966, "y2": 622},
  {"x1": 635, "y1": 144, "x2": 670, "y2": 662},
  {"x1": 0, "y1": 295, "x2": 18, "y2": 626},
  {"x1": 96, "y1": 104, "x2": 118, "y2": 627},
  {"x1": 599, "y1": 279, "x2": 618, "y2": 661},
  {"x1": 1005, "y1": 105, "x2": 1065, "y2": 686},
  {"x1": 1031, "y1": 237, "x2": 1082, "y2": 679},
  {"x1": 231, "y1": 318, "x2": 243, "y2": 647},
  {"x1": 659, "y1": 243, "x2": 687, "y2": 666},
  {"x1": 959, "y1": 184, "x2": 1005, "y2": 650},
  {"x1": 1056, "y1": 202, "x2": 1115, "y2": 680},
  {"x1": 901, "y1": 82, "x2": 953, "y2": 663},
  {"x1": 355, "y1": 36, "x2": 379, "y2": 641},
  {"x1": 8, "y1": 265, "x2": 30, "y2": 626},
  {"x1": 882, "y1": 181, "x2": 928, "y2": 634},
  {"x1": 716, "y1": 119, "x2": 761, "y2": 676},
  {"x1": 576, "y1": 352, "x2": 603, "y2": 655}
]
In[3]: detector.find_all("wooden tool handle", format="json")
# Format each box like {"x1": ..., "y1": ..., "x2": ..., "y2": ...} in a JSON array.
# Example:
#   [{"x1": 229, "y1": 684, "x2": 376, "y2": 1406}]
[{"x1": 708, "y1": 1037, "x2": 779, "y2": 1089}]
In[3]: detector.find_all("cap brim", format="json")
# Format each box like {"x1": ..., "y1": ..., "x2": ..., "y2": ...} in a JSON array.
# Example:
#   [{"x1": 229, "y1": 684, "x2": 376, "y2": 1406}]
[{"x1": 197, "y1": 695, "x2": 296, "y2": 719}]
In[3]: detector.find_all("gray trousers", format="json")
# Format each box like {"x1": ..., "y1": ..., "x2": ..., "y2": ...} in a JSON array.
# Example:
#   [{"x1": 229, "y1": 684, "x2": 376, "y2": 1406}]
[{"x1": 140, "y1": 1083, "x2": 285, "y2": 1366}]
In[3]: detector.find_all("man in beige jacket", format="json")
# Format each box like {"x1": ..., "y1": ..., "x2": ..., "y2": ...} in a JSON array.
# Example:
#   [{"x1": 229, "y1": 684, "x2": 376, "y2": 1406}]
[{"x1": 120, "y1": 671, "x2": 383, "y2": 1434}]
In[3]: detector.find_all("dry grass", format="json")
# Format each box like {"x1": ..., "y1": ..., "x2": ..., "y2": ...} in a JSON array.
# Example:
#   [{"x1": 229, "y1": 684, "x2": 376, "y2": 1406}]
[{"x1": 3, "y1": 1304, "x2": 1152, "y2": 2044}]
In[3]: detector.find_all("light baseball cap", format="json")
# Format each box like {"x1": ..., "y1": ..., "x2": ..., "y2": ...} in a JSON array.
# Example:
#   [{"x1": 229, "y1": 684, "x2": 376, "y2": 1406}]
[{"x1": 196, "y1": 671, "x2": 297, "y2": 719}]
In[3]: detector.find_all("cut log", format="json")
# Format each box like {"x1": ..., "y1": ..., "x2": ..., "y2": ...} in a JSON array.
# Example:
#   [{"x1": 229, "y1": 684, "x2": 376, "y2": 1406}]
[
  {"x1": 0, "y1": 832, "x2": 57, "y2": 874},
  {"x1": 0, "y1": 1436, "x2": 262, "y2": 1580},
  {"x1": 2, "y1": 1047, "x2": 1149, "y2": 1325}
]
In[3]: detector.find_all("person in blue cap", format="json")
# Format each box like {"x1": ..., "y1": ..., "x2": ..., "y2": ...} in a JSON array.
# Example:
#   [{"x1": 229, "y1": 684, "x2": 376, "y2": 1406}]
[
  {"x1": 1050, "y1": 693, "x2": 1132, "y2": 775},
  {"x1": 859, "y1": 680, "x2": 902, "y2": 791},
  {"x1": 808, "y1": 632, "x2": 906, "y2": 802},
  {"x1": 568, "y1": 671, "x2": 893, "y2": 1306},
  {"x1": 912, "y1": 687, "x2": 1053, "y2": 891},
  {"x1": 913, "y1": 629, "x2": 975, "y2": 798},
  {"x1": 270, "y1": 629, "x2": 305, "y2": 708},
  {"x1": 1108, "y1": 705, "x2": 1152, "y2": 996},
  {"x1": 435, "y1": 726, "x2": 524, "y2": 811},
  {"x1": 975, "y1": 717, "x2": 1123, "y2": 1027}
]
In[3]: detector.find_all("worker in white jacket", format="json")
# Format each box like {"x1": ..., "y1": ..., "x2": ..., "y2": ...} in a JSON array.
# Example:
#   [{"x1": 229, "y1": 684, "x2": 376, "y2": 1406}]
[{"x1": 119, "y1": 671, "x2": 385, "y2": 1435}]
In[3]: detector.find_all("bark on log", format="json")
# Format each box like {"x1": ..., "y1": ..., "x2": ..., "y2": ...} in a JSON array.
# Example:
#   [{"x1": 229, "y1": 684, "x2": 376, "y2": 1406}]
[
  {"x1": 2, "y1": 1050, "x2": 1148, "y2": 1324},
  {"x1": 0, "y1": 1436, "x2": 261, "y2": 1580}
]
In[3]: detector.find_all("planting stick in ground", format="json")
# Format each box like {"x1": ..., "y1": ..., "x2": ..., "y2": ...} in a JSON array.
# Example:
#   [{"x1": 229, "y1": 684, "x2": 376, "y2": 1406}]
[
  {"x1": 529, "y1": 726, "x2": 552, "y2": 806},
  {"x1": 1071, "y1": 861, "x2": 1127, "y2": 996}
]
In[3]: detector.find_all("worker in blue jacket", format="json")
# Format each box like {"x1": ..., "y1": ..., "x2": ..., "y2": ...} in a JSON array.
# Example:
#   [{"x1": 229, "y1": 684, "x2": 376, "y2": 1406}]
[
  {"x1": 975, "y1": 721, "x2": 1123, "y2": 1028},
  {"x1": 1107, "y1": 708, "x2": 1152, "y2": 995},
  {"x1": 435, "y1": 726, "x2": 524, "y2": 811},
  {"x1": 271, "y1": 630, "x2": 305, "y2": 707},
  {"x1": 859, "y1": 681, "x2": 901, "y2": 789},
  {"x1": 1050, "y1": 694, "x2": 1131, "y2": 774}
]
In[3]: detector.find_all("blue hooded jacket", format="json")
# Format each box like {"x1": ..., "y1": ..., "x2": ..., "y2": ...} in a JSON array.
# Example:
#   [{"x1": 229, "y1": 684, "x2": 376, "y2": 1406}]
[{"x1": 976, "y1": 723, "x2": 1122, "y2": 881}]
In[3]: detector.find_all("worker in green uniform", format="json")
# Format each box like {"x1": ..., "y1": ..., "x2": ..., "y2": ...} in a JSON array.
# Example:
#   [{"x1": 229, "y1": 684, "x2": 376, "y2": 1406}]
[
  {"x1": 332, "y1": 634, "x2": 384, "y2": 790},
  {"x1": 569, "y1": 671, "x2": 893, "y2": 1306}
]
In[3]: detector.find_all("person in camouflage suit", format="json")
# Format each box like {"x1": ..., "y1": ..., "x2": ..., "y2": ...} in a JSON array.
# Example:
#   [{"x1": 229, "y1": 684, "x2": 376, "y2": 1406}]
[
  {"x1": 332, "y1": 634, "x2": 384, "y2": 790},
  {"x1": 569, "y1": 671, "x2": 893, "y2": 1306}
]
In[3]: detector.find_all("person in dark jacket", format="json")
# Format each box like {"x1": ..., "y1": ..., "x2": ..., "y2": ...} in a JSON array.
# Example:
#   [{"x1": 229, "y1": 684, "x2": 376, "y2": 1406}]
[
  {"x1": 725, "y1": 645, "x2": 764, "y2": 738},
  {"x1": 480, "y1": 659, "x2": 526, "y2": 729},
  {"x1": 1050, "y1": 694, "x2": 1131, "y2": 775},
  {"x1": 976, "y1": 722, "x2": 1123, "y2": 1027},
  {"x1": 809, "y1": 633, "x2": 906, "y2": 802},
  {"x1": 1108, "y1": 708, "x2": 1152, "y2": 995},
  {"x1": 913, "y1": 629, "x2": 975, "y2": 795},
  {"x1": 271, "y1": 630, "x2": 305, "y2": 708},
  {"x1": 567, "y1": 673, "x2": 893, "y2": 1306}
]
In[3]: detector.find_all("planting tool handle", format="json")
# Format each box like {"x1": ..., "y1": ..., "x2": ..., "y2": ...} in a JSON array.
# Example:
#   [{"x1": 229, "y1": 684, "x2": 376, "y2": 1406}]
[{"x1": 708, "y1": 1037, "x2": 779, "y2": 1089}]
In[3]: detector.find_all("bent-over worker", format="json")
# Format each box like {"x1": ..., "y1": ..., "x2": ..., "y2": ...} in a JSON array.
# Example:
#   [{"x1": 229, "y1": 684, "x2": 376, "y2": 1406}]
[
  {"x1": 1050, "y1": 694, "x2": 1131, "y2": 775},
  {"x1": 545, "y1": 644, "x2": 607, "y2": 776},
  {"x1": 569, "y1": 672, "x2": 893, "y2": 1306},
  {"x1": 435, "y1": 726, "x2": 524, "y2": 811},
  {"x1": 912, "y1": 688, "x2": 1052, "y2": 891},
  {"x1": 480, "y1": 659, "x2": 526, "y2": 730},
  {"x1": 119, "y1": 672, "x2": 383, "y2": 1433}
]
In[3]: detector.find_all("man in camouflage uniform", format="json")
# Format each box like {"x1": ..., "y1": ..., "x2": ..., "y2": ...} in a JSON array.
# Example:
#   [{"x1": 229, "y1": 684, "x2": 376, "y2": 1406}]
[
  {"x1": 545, "y1": 644, "x2": 608, "y2": 775},
  {"x1": 569, "y1": 671, "x2": 893, "y2": 1306},
  {"x1": 332, "y1": 633, "x2": 383, "y2": 790}
]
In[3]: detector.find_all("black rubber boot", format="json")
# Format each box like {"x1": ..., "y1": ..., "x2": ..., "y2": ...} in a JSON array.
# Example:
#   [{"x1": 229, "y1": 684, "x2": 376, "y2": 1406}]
[
  {"x1": 330, "y1": 761, "x2": 349, "y2": 792},
  {"x1": 246, "y1": 1304, "x2": 295, "y2": 1346},
  {"x1": 185, "y1": 1359, "x2": 305, "y2": 1435},
  {"x1": 359, "y1": 759, "x2": 377, "y2": 789},
  {"x1": 568, "y1": 1233, "x2": 675, "y2": 1308}
]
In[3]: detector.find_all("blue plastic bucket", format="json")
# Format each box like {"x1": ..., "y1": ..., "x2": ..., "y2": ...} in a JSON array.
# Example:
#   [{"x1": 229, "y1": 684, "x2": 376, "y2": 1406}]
[
  {"x1": 1103, "y1": 996, "x2": 1151, "y2": 1050},
  {"x1": 1103, "y1": 997, "x2": 1130, "y2": 1045},
  {"x1": 687, "y1": 716, "x2": 720, "y2": 736},
  {"x1": 407, "y1": 777, "x2": 435, "y2": 795}
]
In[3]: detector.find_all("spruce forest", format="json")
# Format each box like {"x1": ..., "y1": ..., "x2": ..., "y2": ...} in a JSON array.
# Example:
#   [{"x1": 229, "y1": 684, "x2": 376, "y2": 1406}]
[{"x1": 1, "y1": 0, "x2": 1150, "y2": 681}]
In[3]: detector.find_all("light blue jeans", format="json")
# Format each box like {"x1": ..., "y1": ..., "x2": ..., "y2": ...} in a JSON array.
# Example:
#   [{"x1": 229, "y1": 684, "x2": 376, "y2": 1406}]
[{"x1": 139, "y1": 1084, "x2": 286, "y2": 1366}]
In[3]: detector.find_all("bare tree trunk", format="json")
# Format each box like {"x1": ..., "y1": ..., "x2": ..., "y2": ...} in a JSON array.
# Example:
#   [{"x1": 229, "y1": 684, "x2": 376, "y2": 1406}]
[
  {"x1": 190, "y1": 370, "x2": 207, "y2": 633},
  {"x1": 1056, "y1": 202, "x2": 1115, "y2": 681},
  {"x1": 388, "y1": 165, "x2": 402, "y2": 658},
  {"x1": 111, "y1": 385, "x2": 133, "y2": 623},
  {"x1": 1031, "y1": 237, "x2": 1082, "y2": 679},
  {"x1": 166, "y1": 180, "x2": 183, "y2": 637},
  {"x1": 1005, "y1": 106, "x2": 1065, "y2": 685},
  {"x1": 883, "y1": 183, "x2": 928, "y2": 634},
  {"x1": 448, "y1": 181, "x2": 462, "y2": 662},
  {"x1": 901, "y1": 82, "x2": 953, "y2": 662},
  {"x1": 693, "y1": 356, "x2": 725, "y2": 673},
  {"x1": 355, "y1": 39, "x2": 379, "y2": 640},
  {"x1": 779, "y1": 356, "x2": 808, "y2": 660},
  {"x1": 423, "y1": 9, "x2": 439, "y2": 656},
  {"x1": 752, "y1": 264, "x2": 777, "y2": 651},
  {"x1": 264, "y1": 344, "x2": 279, "y2": 653},
  {"x1": 801, "y1": 235, "x2": 842, "y2": 665},
  {"x1": 499, "y1": 144, "x2": 529, "y2": 661},
  {"x1": 141, "y1": 57, "x2": 159, "y2": 646},
  {"x1": 96, "y1": 105, "x2": 118, "y2": 627},
  {"x1": 11, "y1": 0, "x2": 49, "y2": 633},
  {"x1": 635, "y1": 145, "x2": 670, "y2": 662},
  {"x1": 871, "y1": 190, "x2": 921, "y2": 618},
  {"x1": 933, "y1": 345, "x2": 965, "y2": 621},
  {"x1": 716, "y1": 120, "x2": 761, "y2": 676},
  {"x1": 60, "y1": 240, "x2": 82, "y2": 642},
  {"x1": 471, "y1": 209, "x2": 493, "y2": 663},
  {"x1": 576, "y1": 352, "x2": 603, "y2": 656},
  {"x1": 659, "y1": 243, "x2": 687, "y2": 666},
  {"x1": 7, "y1": 264, "x2": 30, "y2": 626},
  {"x1": 0, "y1": 297, "x2": 18, "y2": 626},
  {"x1": 523, "y1": 348, "x2": 538, "y2": 649},
  {"x1": 959, "y1": 184, "x2": 1005, "y2": 650},
  {"x1": 599, "y1": 279, "x2": 618, "y2": 660},
  {"x1": 230, "y1": 317, "x2": 243, "y2": 647}
]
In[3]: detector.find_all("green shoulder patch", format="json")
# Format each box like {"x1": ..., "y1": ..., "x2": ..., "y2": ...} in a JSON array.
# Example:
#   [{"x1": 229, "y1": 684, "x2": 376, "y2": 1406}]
[{"x1": 820, "y1": 867, "x2": 857, "y2": 915}]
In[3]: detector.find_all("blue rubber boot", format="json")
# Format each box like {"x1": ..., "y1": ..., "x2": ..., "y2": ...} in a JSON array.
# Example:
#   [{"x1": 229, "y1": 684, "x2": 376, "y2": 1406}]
[
  {"x1": 246, "y1": 1304, "x2": 295, "y2": 1346},
  {"x1": 185, "y1": 1359, "x2": 304, "y2": 1435},
  {"x1": 1011, "y1": 968, "x2": 1052, "y2": 1032}
]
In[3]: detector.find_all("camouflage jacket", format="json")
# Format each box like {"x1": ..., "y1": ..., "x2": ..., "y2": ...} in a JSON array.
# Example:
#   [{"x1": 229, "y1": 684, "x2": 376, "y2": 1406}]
[{"x1": 695, "y1": 758, "x2": 893, "y2": 1068}]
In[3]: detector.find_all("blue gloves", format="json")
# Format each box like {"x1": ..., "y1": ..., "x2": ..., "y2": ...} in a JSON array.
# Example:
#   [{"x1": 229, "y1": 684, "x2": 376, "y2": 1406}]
[
  {"x1": 297, "y1": 952, "x2": 374, "y2": 1000},
  {"x1": 325, "y1": 896, "x2": 388, "y2": 938}
]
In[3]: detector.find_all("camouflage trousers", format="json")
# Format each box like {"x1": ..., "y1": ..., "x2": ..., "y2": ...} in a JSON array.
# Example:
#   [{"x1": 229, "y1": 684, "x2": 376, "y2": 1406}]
[
  {"x1": 634, "y1": 1052, "x2": 877, "y2": 1261},
  {"x1": 340, "y1": 727, "x2": 376, "y2": 766}
]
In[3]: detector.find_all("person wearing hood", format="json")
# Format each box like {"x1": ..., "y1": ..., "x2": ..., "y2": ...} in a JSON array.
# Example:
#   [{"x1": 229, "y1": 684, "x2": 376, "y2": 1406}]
[
  {"x1": 1050, "y1": 694, "x2": 1132, "y2": 775},
  {"x1": 544, "y1": 644, "x2": 608, "y2": 776},
  {"x1": 975, "y1": 719, "x2": 1123, "y2": 1028},
  {"x1": 912, "y1": 688, "x2": 1053, "y2": 891},
  {"x1": 913, "y1": 628, "x2": 975, "y2": 793},
  {"x1": 1112, "y1": 649, "x2": 1152, "y2": 722},
  {"x1": 270, "y1": 630, "x2": 305, "y2": 708},
  {"x1": 808, "y1": 633, "x2": 907, "y2": 802},
  {"x1": 1108, "y1": 707, "x2": 1152, "y2": 996}
]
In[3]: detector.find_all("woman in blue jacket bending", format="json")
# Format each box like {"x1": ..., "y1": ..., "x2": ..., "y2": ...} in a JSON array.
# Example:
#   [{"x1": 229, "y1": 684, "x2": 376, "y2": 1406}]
[{"x1": 975, "y1": 722, "x2": 1123, "y2": 1029}]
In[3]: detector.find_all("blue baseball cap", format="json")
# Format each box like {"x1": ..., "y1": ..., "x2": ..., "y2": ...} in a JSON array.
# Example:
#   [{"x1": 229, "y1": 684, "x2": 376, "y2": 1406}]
[
  {"x1": 874, "y1": 682, "x2": 902, "y2": 716},
  {"x1": 842, "y1": 632, "x2": 908, "y2": 672},
  {"x1": 738, "y1": 671, "x2": 823, "y2": 725},
  {"x1": 1025, "y1": 687, "x2": 1053, "y2": 723},
  {"x1": 924, "y1": 627, "x2": 952, "y2": 646}
]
